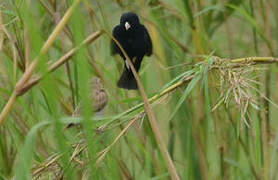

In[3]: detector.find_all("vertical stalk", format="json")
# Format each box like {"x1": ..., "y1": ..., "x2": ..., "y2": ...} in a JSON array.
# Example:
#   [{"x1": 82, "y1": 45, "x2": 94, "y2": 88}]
[
  {"x1": 261, "y1": 0, "x2": 274, "y2": 179},
  {"x1": 110, "y1": 33, "x2": 180, "y2": 180},
  {"x1": 0, "y1": 0, "x2": 82, "y2": 126}
]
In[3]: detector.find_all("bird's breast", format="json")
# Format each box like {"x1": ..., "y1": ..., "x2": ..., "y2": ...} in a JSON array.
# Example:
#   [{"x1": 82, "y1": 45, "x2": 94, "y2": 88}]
[{"x1": 127, "y1": 38, "x2": 133, "y2": 44}]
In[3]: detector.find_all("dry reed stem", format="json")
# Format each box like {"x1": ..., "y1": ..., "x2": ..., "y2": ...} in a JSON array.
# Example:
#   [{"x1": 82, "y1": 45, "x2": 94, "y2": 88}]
[
  {"x1": 108, "y1": 32, "x2": 180, "y2": 180},
  {"x1": 49, "y1": 30, "x2": 103, "y2": 72},
  {"x1": 24, "y1": 26, "x2": 30, "y2": 68},
  {"x1": 18, "y1": 30, "x2": 103, "y2": 96},
  {"x1": 15, "y1": 0, "x2": 81, "y2": 91},
  {"x1": 0, "y1": 10, "x2": 3, "y2": 50},
  {"x1": 32, "y1": 154, "x2": 63, "y2": 177},
  {"x1": 0, "y1": 0, "x2": 82, "y2": 126},
  {"x1": 38, "y1": 0, "x2": 56, "y2": 18},
  {"x1": 1, "y1": 18, "x2": 278, "y2": 177},
  {"x1": 231, "y1": 57, "x2": 278, "y2": 64},
  {"x1": 262, "y1": 6, "x2": 273, "y2": 179},
  {"x1": 99, "y1": 75, "x2": 194, "y2": 131},
  {"x1": 23, "y1": 56, "x2": 278, "y2": 178},
  {"x1": 96, "y1": 115, "x2": 139, "y2": 165},
  {"x1": 95, "y1": 77, "x2": 195, "y2": 173},
  {"x1": 0, "y1": 91, "x2": 17, "y2": 125}
]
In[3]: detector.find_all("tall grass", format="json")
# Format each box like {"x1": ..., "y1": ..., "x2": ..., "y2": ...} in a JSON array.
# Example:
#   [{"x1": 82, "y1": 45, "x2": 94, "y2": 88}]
[{"x1": 1, "y1": 0, "x2": 278, "y2": 179}]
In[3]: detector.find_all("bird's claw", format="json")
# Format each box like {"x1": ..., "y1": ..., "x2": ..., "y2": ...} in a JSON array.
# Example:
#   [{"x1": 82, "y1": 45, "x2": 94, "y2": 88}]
[
  {"x1": 125, "y1": 57, "x2": 137, "y2": 70},
  {"x1": 125, "y1": 59, "x2": 130, "y2": 70},
  {"x1": 132, "y1": 57, "x2": 137, "y2": 63}
]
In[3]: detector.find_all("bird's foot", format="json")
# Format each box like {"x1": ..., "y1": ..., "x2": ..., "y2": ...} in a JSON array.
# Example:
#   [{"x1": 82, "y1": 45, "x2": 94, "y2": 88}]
[
  {"x1": 125, "y1": 57, "x2": 137, "y2": 70},
  {"x1": 132, "y1": 57, "x2": 137, "y2": 63},
  {"x1": 125, "y1": 59, "x2": 130, "y2": 70}
]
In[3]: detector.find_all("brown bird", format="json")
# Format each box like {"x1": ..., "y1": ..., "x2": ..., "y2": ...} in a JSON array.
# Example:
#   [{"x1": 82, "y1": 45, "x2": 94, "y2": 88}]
[
  {"x1": 68, "y1": 77, "x2": 108, "y2": 128},
  {"x1": 90, "y1": 77, "x2": 108, "y2": 112}
]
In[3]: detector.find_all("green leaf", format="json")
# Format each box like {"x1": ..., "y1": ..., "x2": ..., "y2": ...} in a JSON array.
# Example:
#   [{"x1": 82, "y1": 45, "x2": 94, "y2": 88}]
[
  {"x1": 15, "y1": 121, "x2": 51, "y2": 180},
  {"x1": 169, "y1": 71, "x2": 202, "y2": 121}
]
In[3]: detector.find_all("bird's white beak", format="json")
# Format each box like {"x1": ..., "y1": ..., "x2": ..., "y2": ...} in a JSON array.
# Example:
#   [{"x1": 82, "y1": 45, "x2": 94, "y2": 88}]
[{"x1": 125, "y1": 22, "x2": 131, "y2": 30}]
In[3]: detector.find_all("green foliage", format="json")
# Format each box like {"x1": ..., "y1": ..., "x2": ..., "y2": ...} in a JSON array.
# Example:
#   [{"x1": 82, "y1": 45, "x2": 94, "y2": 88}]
[{"x1": 0, "y1": 0, "x2": 278, "y2": 179}]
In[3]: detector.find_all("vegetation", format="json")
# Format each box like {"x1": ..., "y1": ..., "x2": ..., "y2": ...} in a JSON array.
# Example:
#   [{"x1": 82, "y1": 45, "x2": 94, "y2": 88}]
[{"x1": 1, "y1": 0, "x2": 278, "y2": 179}]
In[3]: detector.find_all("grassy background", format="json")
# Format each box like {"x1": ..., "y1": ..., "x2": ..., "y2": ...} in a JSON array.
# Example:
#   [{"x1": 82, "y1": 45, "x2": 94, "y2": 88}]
[{"x1": 1, "y1": 0, "x2": 278, "y2": 179}]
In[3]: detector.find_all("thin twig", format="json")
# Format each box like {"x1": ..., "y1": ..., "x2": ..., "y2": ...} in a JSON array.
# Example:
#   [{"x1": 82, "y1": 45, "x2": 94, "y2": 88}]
[
  {"x1": 107, "y1": 31, "x2": 180, "y2": 180},
  {"x1": 231, "y1": 57, "x2": 278, "y2": 64},
  {"x1": 96, "y1": 115, "x2": 138, "y2": 165},
  {"x1": 0, "y1": 0, "x2": 82, "y2": 126},
  {"x1": 15, "y1": 0, "x2": 82, "y2": 91},
  {"x1": 0, "y1": 10, "x2": 4, "y2": 50},
  {"x1": 18, "y1": 30, "x2": 103, "y2": 96}
]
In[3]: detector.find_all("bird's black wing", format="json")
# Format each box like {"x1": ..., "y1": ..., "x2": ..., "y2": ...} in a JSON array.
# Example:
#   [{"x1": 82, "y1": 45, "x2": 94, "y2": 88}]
[
  {"x1": 111, "y1": 25, "x2": 124, "y2": 56},
  {"x1": 142, "y1": 25, "x2": 152, "y2": 56}
]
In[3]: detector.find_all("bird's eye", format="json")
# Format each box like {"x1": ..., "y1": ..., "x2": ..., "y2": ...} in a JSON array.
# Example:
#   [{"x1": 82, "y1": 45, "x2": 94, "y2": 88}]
[{"x1": 125, "y1": 22, "x2": 131, "y2": 30}]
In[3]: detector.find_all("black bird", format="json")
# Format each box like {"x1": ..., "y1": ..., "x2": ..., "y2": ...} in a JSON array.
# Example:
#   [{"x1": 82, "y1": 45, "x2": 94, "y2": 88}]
[{"x1": 111, "y1": 12, "x2": 152, "y2": 90}]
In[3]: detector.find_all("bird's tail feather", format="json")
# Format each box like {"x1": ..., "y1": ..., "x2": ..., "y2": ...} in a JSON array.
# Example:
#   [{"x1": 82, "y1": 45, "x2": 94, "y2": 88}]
[{"x1": 117, "y1": 68, "x2": 138, "y2": 90}]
